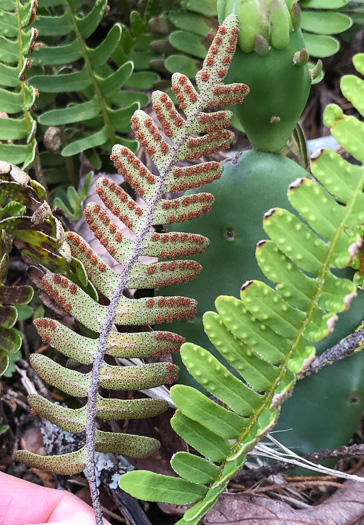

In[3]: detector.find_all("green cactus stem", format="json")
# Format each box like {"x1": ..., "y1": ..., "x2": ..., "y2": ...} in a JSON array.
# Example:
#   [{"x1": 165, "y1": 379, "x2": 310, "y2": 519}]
[{"x1": 218, "y1": 0, "x2": 313, "y2": 153}]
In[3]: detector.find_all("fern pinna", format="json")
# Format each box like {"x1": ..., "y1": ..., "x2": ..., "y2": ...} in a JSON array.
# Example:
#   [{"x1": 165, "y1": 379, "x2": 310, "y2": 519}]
[
  {"x1": 14, "y1": 15, "x2": 248, "y2": 524},
  {"x1": 0, "y1": 0, "x2": 38, "y2": 169},
  {"x1": 119, "y1": 55, "x2": 364, "y2": 524}
]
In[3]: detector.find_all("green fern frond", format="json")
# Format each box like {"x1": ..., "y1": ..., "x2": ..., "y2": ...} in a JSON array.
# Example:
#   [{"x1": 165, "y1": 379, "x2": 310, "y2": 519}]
[
  {"x1": 113, "y1": 8, "x2": 160, "y2": 95},
  {"x1": 0, "y1": 0, "x2": 38, "y2": 169},
  {"x1": 119, "y1": 53, "x2": 364, "y2": 524},
  {"x1": 14, "y1": 15, "x2": 249, "y2": 524},
  {"x1": 29, "y1": 0, "x2": 149, "y2": 158}
]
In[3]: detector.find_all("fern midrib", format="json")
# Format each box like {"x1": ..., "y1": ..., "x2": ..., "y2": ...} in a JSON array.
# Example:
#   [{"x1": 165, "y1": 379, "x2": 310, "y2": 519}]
[
  {"x1": 16, "y1": 0, "x2": 34, "y2": 147},
  {"x1": 85, "y1": 95, "x2": 210, "y2": 525},
  {"x1": 64, "y1": 0, "x2": 117, "y2": 146},
  {"x1": 194, "y1": 176, "x2": 364, "y2": 518}
]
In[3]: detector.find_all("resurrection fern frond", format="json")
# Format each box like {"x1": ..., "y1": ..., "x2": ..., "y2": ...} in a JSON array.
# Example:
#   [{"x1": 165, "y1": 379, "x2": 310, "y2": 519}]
[
  {"x1": 29, "y1": 0, "x2": 145, "y2": 158},
  {"x1": 0, "y1": 0, "x2": 38, "y2": 168},
  {"x1": 0, "y1": 164, "x2": 34, "y2": 375},
  {"x1": 0, "y1": 160, "x2": 89, "y2": 287},
  {"x1": 119, "y1": 55, "x2": 364, "y2": 524},
  {"x1": 14, "y1": 15, "x2": 249, "y2": 525}
]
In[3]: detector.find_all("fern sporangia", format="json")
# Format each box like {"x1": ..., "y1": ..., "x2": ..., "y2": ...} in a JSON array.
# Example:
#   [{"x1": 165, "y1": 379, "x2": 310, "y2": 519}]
[
  {"x1": 0, "y1": 0, "x2": 38, "y2": 168},
  {"x1": 119, "y1": 54, "x2": 364, "y2": 524},
  {"x1": 28, "y1": 0, "x2": 147, "y2": 158},
  {"x1": 14, "y1": 15, "x2": 249, "y2": 524}
]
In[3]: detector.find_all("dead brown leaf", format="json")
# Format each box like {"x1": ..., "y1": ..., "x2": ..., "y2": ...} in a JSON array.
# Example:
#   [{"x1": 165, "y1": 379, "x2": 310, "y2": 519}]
[{"x1": 201, "y1": 468, "x2": 364, "y2": 525}]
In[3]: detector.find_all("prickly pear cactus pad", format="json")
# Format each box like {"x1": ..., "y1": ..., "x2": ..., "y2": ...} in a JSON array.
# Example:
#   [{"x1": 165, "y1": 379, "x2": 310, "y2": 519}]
[
  {"x1": 119, "y1": 54, "x2": 364, "y2": 525},
  {"x1": 162, "y1": 150, "x2": 309, "y2": 389},
  {"x1": 14, "y1": 15, "x2": 249, "y2": 525},
  {"x1": 219, "y1": 0, "x2": 319, "y2": 152}
]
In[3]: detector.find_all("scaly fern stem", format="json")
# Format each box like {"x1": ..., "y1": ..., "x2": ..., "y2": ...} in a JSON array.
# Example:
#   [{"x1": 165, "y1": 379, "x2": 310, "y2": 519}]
[
  {"x1": 64, "y1": 0, "x2": 117, "y2": 148},
  {"x1": 185, "y1": 172, "x2": 364, "y2": 522},
  {"x1": 86, "y1": 97, "x2": 209, "y2": 524}
]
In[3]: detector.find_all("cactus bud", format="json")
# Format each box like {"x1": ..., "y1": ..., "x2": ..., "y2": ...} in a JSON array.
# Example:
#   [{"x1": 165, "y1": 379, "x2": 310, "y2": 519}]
[
  {"x1": 309, "y1": 60, "x2": 323, "y2": 81},
  {"x1": 291, "y1": 1, "x2": 301, "y2": 31},
  {"x1": 293, "y1": 48, "x2": 309, "y2": 67},
  {"x1": 271, "y1": 0, "x2": 291, "y2": 50},
  {"x1": 235, "y1": 0, "x2": 262, "y2": 53},
  {"x1": 255, "y1": 34, "x2": 270, "y2": 56}
]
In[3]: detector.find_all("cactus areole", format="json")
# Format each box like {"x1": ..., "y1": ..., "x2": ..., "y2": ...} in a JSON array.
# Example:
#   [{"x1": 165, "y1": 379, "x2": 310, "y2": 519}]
[{"x1": 219, "y1": 0, "x2": 312, "y2": 153}]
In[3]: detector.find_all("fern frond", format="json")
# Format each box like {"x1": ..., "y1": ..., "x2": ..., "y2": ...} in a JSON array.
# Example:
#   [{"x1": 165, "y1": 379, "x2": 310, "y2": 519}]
[
  {"x1": 0, "y1": 159, "x2": 81, "y2": 375},
  {"x1": 119, "y1": 53, "x2": 364, "y2": 524},
  {"x1": 0, "y1": 0, "x2": 38, "y2": 168},
  {"x1": 29, "y1": 0, "x2": 149, "y2": 158},
  {"x1": 14, "y1": 15, "x2": 248, "y2": 525},
  {"x1": 112, "y1": 7, "x2": 160, "y2": 95}
]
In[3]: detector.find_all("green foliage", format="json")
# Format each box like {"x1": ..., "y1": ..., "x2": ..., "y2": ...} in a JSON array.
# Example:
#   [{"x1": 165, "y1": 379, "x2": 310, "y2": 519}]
[
  {"x1": 14, "y1": 16, "x2": 249, "y2": 490},
  {"x1": 113, "y1": 6, "x2": 160, "y2": 90},
  {"x1": 150, "y1": 0, "x2": 355, "y2": 88},
  {"x1": 299, "y1": 0, "x2": 352, "y2": 57},
  {"x1": 162, "y1": 0, "x2": 217, "y2": 79},
  {"x1": 53, "y1": 172, "x2": 92, "y2": 222},
  {"x1": 0, "y1": 0, "x2": 38, "y2": 169},
  {"x1": 29, "y1": 0, "x2": 149, "y2": 161},
  {"x1": 119, "y1": 56, "x2": 364, "y2": 523}
]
